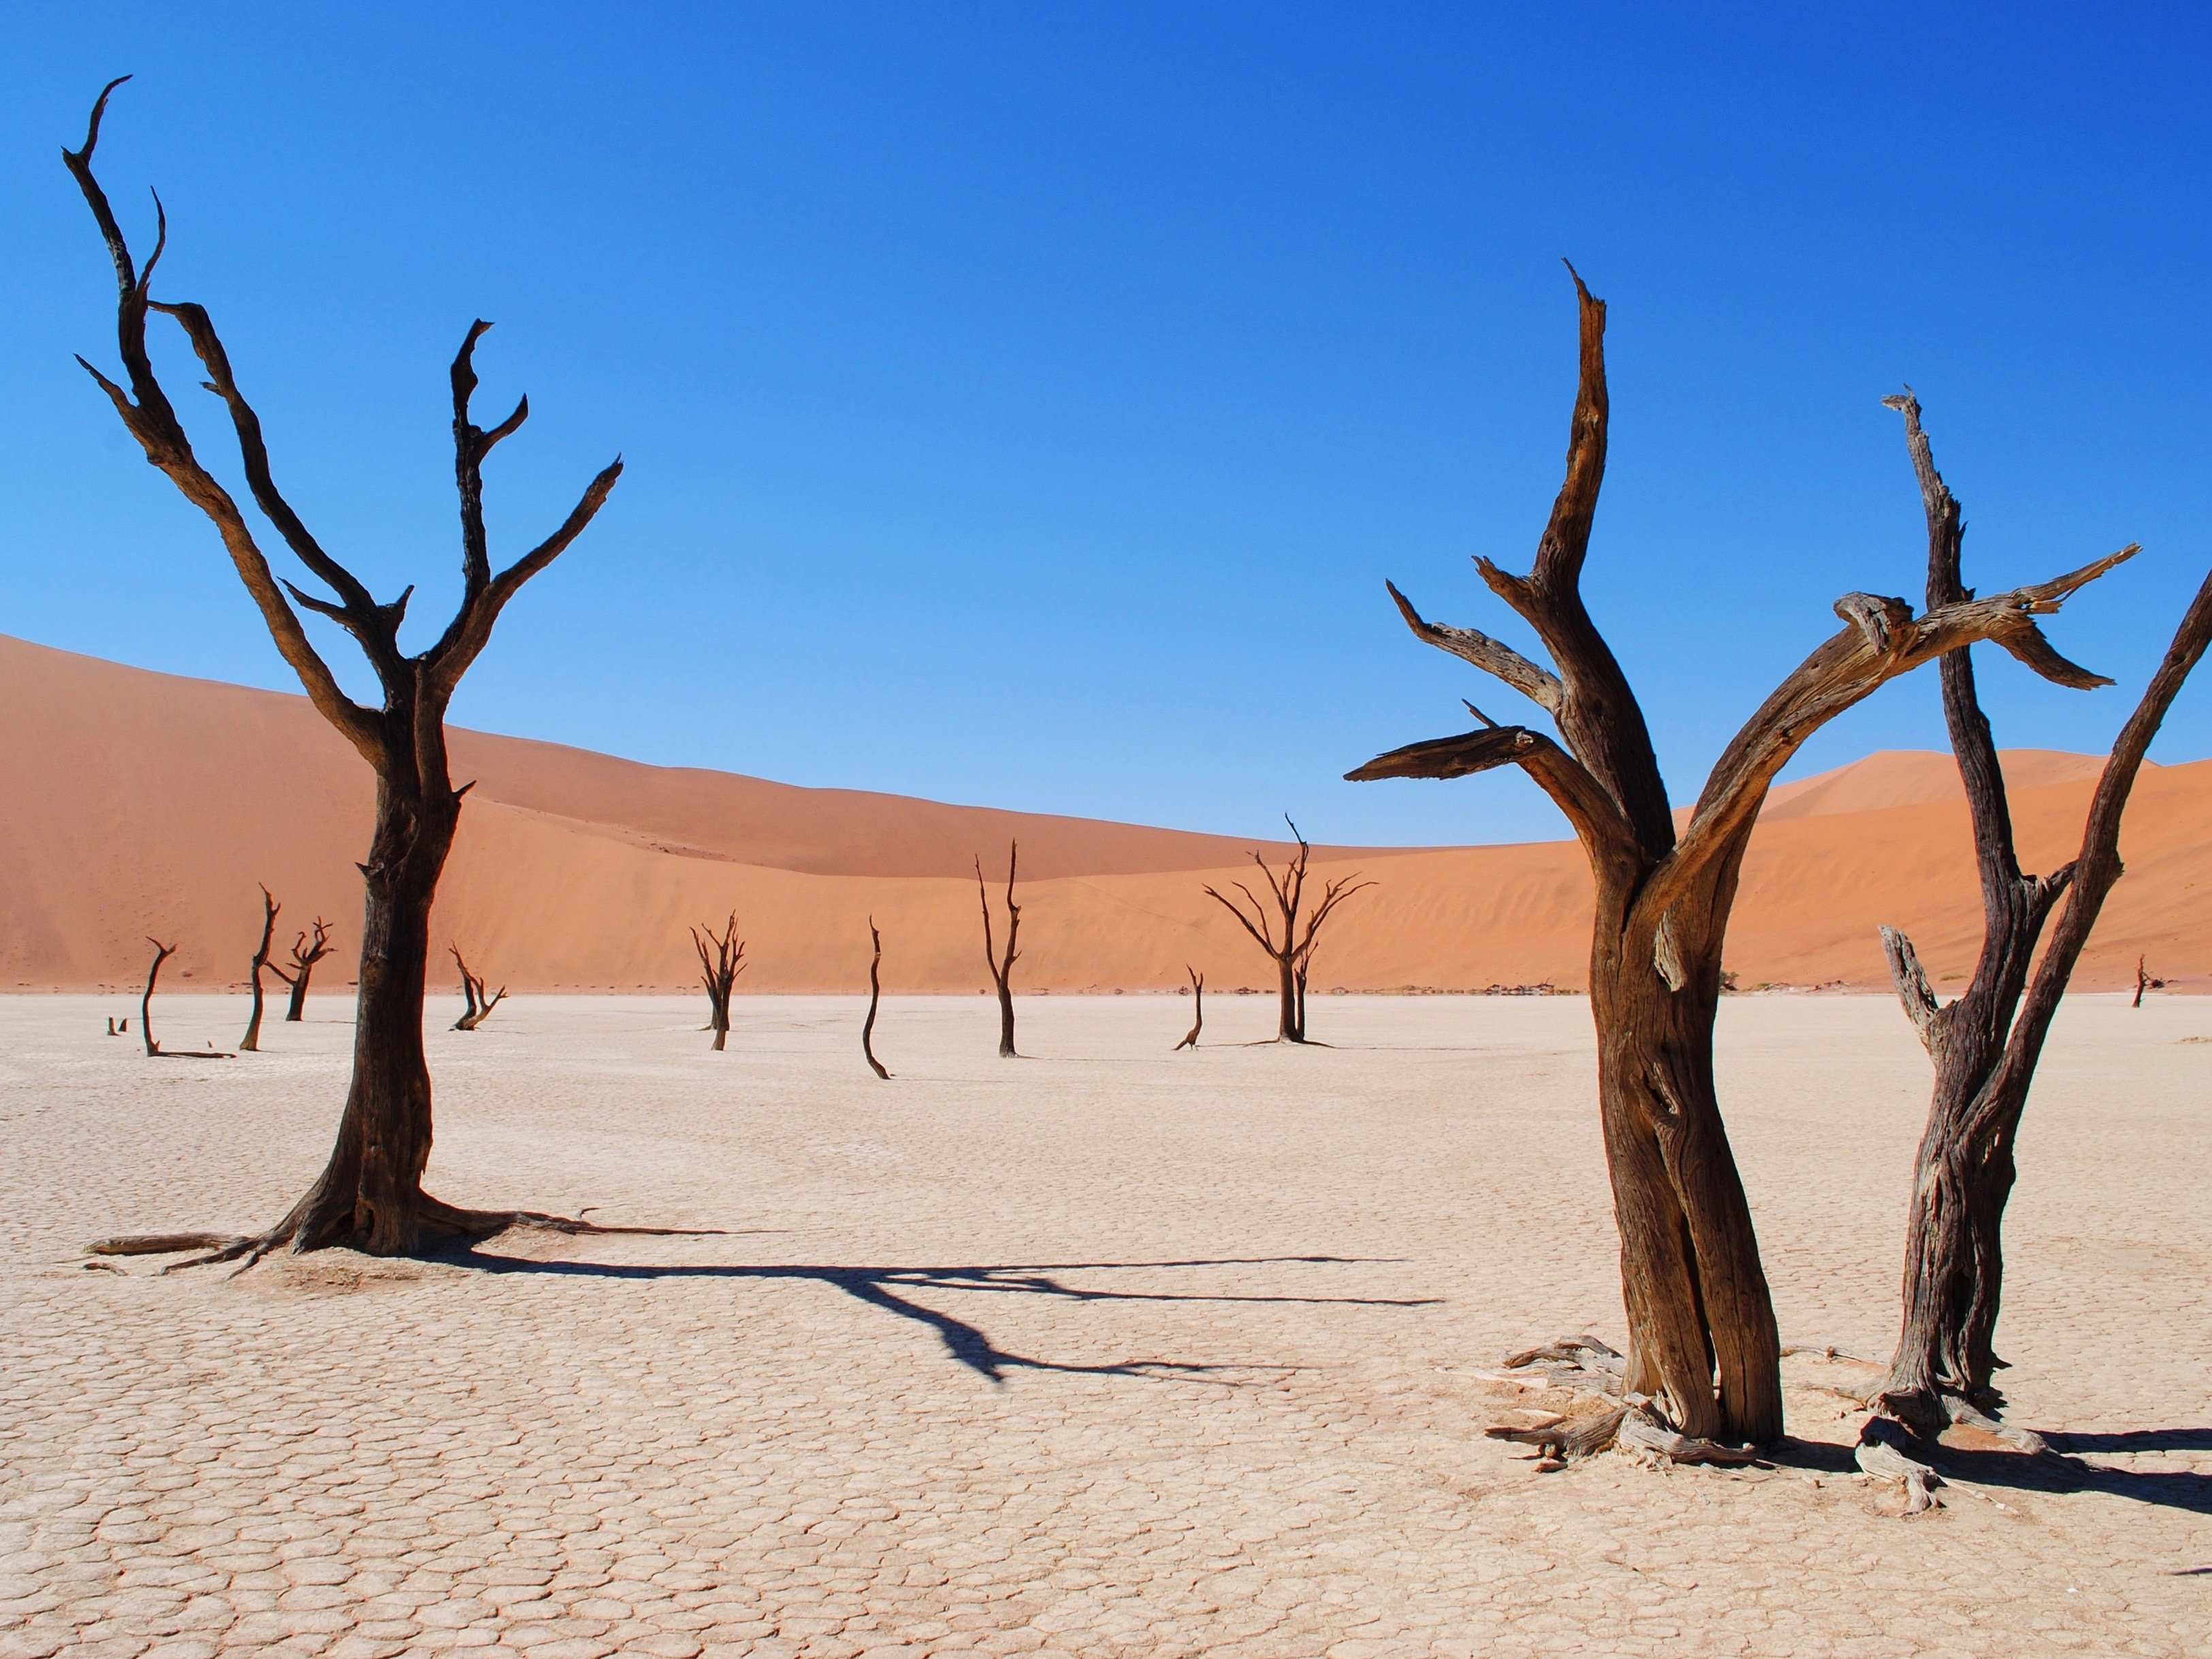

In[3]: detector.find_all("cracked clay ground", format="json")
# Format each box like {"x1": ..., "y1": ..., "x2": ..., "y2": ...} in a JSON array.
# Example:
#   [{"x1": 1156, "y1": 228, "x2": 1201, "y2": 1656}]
[{"x1": 2, "y1": 992, "x2": 2207, "y2": 1657}]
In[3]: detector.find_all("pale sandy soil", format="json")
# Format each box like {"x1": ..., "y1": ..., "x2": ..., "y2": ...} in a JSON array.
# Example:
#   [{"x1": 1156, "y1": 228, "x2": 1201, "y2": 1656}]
[{"x1": 2, "y1": 993, "x2": 2207, "y2": 1658}]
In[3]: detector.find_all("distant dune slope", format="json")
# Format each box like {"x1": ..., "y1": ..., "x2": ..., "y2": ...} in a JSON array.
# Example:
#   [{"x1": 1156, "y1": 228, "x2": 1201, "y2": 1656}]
[{"x1": 3, "y1": 633, "x2": 2205, "y2": 994}]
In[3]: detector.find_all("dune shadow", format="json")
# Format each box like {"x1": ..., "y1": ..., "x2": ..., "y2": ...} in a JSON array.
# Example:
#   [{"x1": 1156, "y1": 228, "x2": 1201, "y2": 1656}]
[{"x1": 448, "y1": 1249, "x2": 1437, "y2": 1385}]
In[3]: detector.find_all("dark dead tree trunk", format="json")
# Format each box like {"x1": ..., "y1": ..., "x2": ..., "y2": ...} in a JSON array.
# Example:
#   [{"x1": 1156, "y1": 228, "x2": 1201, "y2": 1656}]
[
  {"x1": 69, "y1": 80, "x2": 626, "y2": 1265},
  {"x1": 1872, "y1": 394, "x2": 2212, "y2": 1441},
  {"x1": 1202, "y1": 818, "x2": 1370, "y2": 1043},
  {"x1": 2133, "y1": 956, "x2": 2160, "y2": 1008},
  {"x1": 268, "y1": 917, "x2": 334, "y2": 1022},
  {"x1": 863, "y1": 916, "x2": 891, "y2": 1079},
  {"x1": 1174, "y1": 965, "x2": 1204, "y2": 1050},
  {"x1": 449, "y1": 945, "x2": 505, "y2": 1031},
  {"x1": 140, "y1": 938, "x2": 175, "y2": 1057},
  {"x1": 692, "y1": 914, "x2": 746, "y2": 1051},
  {"x1": 976, "y1": 841, "x2": 1022, "y2": 1057},
  {"x1": 239, "y1": 884, "x2": 278, "y2": 1052},
  {"x1": 1349, "y1": 270, "x2": 2130, "y2": 1448}
]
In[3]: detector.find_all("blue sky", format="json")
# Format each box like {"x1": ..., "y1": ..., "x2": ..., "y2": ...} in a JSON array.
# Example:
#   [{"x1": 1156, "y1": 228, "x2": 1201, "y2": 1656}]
[{"x1": 4, "y1": 4, "x2": 2209, "y2": 845}]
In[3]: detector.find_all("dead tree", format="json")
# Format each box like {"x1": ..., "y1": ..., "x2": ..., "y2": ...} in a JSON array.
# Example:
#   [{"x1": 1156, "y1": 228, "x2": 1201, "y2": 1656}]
[
  {"x1": 267, "y1": 918, "x2": 335, "y2": 1022},
  {"x1": 69, "y1": 81, "x2": 622, "y2": 1263},
  {"x1": 976, "y1": 841, "x2": 1022, "y2": 1057},
  {"x1": 1872, "y1": 392, "x2": 2212, "y2": 1440},
  {"x1": 449, "y1": 946, "x2": 506, "y2": 1031},
  {"x1": 863, "y1": 916, "x2": 891, "y2": 1079},
  {"x1": 1174, "y1": 965, "x2": 1204, "y2": 1050},
  {"x1": 692, "y1": 914, "x2": 746, "y2": 1051},
  {"x1": 2132, "y1": 956, "x2": 2164, "y2": 1008},
  {"x1": 1202, "y1": 818, "x2": 1371, "y2": 1042},
  {"x1": 239, "y1": 885, "x2": 279, "y2": 1052},
  {"x1": 140, "y1": 938, "x2": 175, "y2": 1057},
  {"x1": 1348, "y1": 271, "x2": 2130, "y2": 1447}
]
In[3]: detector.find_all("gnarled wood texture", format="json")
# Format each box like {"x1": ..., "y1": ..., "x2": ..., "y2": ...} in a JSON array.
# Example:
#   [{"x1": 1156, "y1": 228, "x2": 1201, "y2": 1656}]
[
  {"x1": 66, "y1": 80, "x2": 622, "y2": 1260},
  {"x1": 1874, "y1": 391, "x2": 2212, "y2": 1436},
  {"x1": 1350, "y1": 272, "x2": 2129, "y2": 1446}
]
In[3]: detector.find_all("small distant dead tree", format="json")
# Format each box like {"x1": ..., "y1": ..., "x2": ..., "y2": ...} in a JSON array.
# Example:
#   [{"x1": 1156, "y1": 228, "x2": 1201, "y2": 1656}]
[
  {"x1": 140, "y1": 938, "x2": 175, "y2": 1057},
  {"x1": 863, "y1": 916, "x2": 891, "y2": 1079},
  {"x1": 2132, "y1": 956, "x2": 2164, "y2": 1008},
  {"x1": 139, "y1": 937, "x2": 231, "y2": 1061},
  {"x1": 692, "y1": 914, "x2": 746, "y2": 1051},
  {"x1": 976, "y1": 841, "x2": 1021, "y2": 1058},
  {"x1": 69, "y1": 80, "x2": 624, "y2": 1263},
  {"x1": 1349, "y1": 271, "x2": 2128, "y2": 1449},
  {"x1": 449, "y1": 946, "x2": 506, "y2": 1031},
  {"x1": 267, "y1": 917, "x2": 334, "y2": 1022},
  {"x1": 1871, "y1": 392, "x2": 2212, "y2": 1443},
  {"x1": 1202, "y1": 818, "x2": 1371, "y2": 1043},
  {"x1": 1174, "y1": 965, "x2": 1204, "y2": 1050},
  {"x1": 239, "y1": 884, "x2": 279, "y2": 1052}
]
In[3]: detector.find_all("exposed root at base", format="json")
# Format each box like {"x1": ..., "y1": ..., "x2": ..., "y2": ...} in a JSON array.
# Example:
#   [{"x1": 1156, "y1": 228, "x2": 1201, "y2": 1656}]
[
  {"x1": 1856, "y1": 1416, "x2": 1945, "y2": 1513},
  {"x1": 86, "y1": 1199, "x2": 717, "y2": 1276},
  {"x1": 1484, "y1": 1333, "x2": 1767, "y2": 1470}
]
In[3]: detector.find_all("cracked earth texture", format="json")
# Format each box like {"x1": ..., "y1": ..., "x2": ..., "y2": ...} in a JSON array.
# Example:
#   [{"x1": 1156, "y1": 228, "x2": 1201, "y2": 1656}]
[{"x1": 2, "y1": 992, "x2": 2207, "y2": 1657}]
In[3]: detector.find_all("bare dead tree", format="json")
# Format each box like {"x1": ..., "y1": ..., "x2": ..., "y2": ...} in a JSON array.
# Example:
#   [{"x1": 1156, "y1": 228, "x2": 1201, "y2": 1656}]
[
  {"x1": 692, "y1": 914, "x2": 746, "y2": 1052},
  {"x1": 1174, "y1": 965, "x2": 1204, "y2": 1050},
  {"x1": 1202, "y1": 818, "x2": 1371, "y2": 1043},
  {"x1": 69, "y1": 82, "x2": 624, "y2": 1264},
  {"x1": 976, "y1": 841, "x2": 1021, "y2": 1058},
  {"x1": 863, "y1": 916, "x2": 891, "y2": 1079},
  {"x1": 1871, "y1": 392, "x2": 2212, "y2": 1442},
  {"x1": 140, "y1": 938, "x2": 175, "y2": 1058},
  {"x1": 138, "y1": 937, "x2": 231, "y2": 1061},
  {"x1": 1349, "y1": 271, "x2": 2129, "y2": 1448},
  {"x1": 239, "y1": 884, "x2": 279, "y2": 1052},
  {"x1": 266, "y1": 918, "x2": 335, "y2": 1022},
  {"x1": 2132, "y1": 956, "x2": 2164, "y2": 1008},
  {"x1": 449, "y1": 946, "x2": 506, "y2": 1031}
]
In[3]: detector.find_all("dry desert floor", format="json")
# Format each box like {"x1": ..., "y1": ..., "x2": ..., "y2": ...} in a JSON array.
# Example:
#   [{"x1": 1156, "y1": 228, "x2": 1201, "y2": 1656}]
[{"x1": 2, "y1": 992, "x2": 2208, "y2": 1658}]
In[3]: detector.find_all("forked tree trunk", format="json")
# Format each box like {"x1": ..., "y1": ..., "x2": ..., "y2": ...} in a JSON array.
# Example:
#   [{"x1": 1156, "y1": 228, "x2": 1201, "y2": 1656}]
[
  {"x1": 1202, "y1": 819, "x2": 1370, "y2": 1048},
  {"x1": 273, "y1": 917, "x2": 335, "y2": 1022},
  {"x1": 240, "y1": 884, "x2": 278, "y2": 1052},
  {"x1": 66, "y1": 81, "x2": 622, "y2": 1266},
  {"x1": 1874, "y1": 395, "x2": 2212, "y2": 1432},
  {"x1": 1351, "y1": 272, "x2": 2129, "y2": 1447},
  {"x1": 692, "y1": 913, "x2": 746, "y2": 1052},
  {"x1": 140, "y1": 938, "x2": 175, "y2": 1058},
  {"x1": 1174, "y1": 965, "x2": 1204, "y2": 1050},
  {"x1": 976, "y1": 843, "x2": 1022, "y2": 1059}
]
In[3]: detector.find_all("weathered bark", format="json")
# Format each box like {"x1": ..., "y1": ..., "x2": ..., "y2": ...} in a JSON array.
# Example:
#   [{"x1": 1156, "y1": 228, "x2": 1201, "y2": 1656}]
[
  {"x1": 140, "y1": 938, "x2": 175, "y2": 1057},
  {"x1": 1174, "y1": 965, "x2": 1204, "y2": 1050},
  {"x1": 67, "y1": 80, "x2": 622, "y2": 1261},
  {"x1": 1350, "y1": 271, "x2": 2129, "y2": 1446},
  {"x1": 240, "y1": 885, "x2": 278, "y2": 1052},
  {"x1": 692, "y1": 914, "x2": 746, "y2": 1052},
  {"x1": 449, "y1": 944, "x2": 505, "y2": 1031},
  {"x1": 863, "y1": 916, "x2": 891, "y2": 1079},
  {"x1": 976, "y1": 842, "x2": 1022, "y2": 1058},
  {"x1": 1202, "y1": 820, "x2": 1371, "y2": 1043},
  {"x1": 268, "y1": 918, "x2": 334, "y2": 1022},
  {"x1": 1874, "y1": 393, "x2": 2212, "y2": 1434}
]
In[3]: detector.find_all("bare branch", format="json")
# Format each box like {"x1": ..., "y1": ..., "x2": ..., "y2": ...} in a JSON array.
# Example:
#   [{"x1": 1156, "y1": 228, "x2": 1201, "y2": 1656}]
[
  {"x1": 1384, "y1": 580, "x2": 1563, "y2": 715},
  {"x1": 1201, "y1": 883, "x2": 1279, "y2": 955},
  {"x1": 1347, "y1": 723, "x2": 1630, "y2": 854},
  {"x1": 1879, "y1": 925, "x2": 1940, "y2": 1054}
]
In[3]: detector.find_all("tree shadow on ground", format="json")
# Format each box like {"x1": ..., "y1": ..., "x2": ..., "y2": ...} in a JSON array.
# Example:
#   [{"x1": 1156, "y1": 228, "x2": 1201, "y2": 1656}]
[
  {"x1": 447, "y1": 1249, "x2": 1438, "y2": 1385},
  {"x1": 1765, "y1": 1431, "x2": 2212, "y2": 1517}
]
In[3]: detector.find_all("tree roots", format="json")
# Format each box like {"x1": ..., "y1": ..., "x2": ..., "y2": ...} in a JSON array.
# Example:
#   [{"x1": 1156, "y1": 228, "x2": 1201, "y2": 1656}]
[
  {"x1": 86, "y1": 1199, "x2": 709, "y2": 1277},
  {"x1": 1484, "y1": 1334, "x2": 1767, "y2": 1470}
]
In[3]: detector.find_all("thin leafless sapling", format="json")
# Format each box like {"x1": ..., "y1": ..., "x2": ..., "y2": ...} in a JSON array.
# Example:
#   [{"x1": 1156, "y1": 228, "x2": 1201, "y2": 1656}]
[
  {"x1": 976, "y1": 841, "x2": 1022, "y2": 1058},
  {"x1": 239, "y1": 884, "x2": 278, "y2": 1052},
  {"x1": 449, "y1": 946, "x2": 506, "y2": 1031},
  {"x1": 1202, "y1": 818, "x2": 1371, "y2": 1043},
  {"x1": 863, "y1": 916, "x2": 891, "y2": 1079},
  {"x1": 692, "y1": 914, "x2": 746, "y2": 1051},
  {"x1": 1350, "y1": 270, "x2": 2128, "y2": 1449},
  {"x1": 70, "y1": 80, "x2": 628, "y2": 1264},
  {"x1": 139, "y1": 937, "x2": 231, "y2": 1061},
  {"x1": 1174, "y1": 965, "x2": 1204, "y2": 1050},
  {"x1": 1870, "y1": 392, "x2": 2212, "y2": 1445}
]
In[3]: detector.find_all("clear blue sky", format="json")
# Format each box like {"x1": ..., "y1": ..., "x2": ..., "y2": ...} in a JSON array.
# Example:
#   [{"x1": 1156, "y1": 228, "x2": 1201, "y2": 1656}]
[{"x1": 5, "y1": 4, "x2": 2209, "y2": 845}]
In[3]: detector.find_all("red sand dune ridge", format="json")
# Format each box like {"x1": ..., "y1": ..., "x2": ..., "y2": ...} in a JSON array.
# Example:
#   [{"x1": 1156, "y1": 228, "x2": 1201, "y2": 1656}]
[{"x1": 2, "y1": 633, "x2": 2205, "y2": 995}]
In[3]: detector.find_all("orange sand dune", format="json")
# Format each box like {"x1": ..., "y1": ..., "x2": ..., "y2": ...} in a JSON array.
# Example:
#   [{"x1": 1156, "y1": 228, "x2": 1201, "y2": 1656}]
[{"x1": 2, "y1": 632, "x2": 2205, "y2": 996}]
